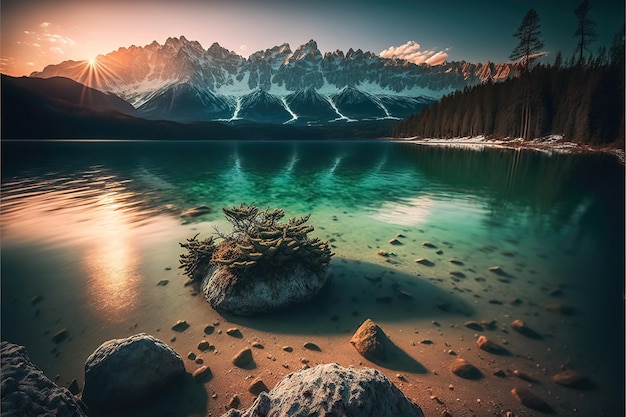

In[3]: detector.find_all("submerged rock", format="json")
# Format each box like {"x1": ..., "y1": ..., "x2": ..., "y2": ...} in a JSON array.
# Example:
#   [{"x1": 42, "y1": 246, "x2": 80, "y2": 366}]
[
  {"x1": 510, "y1": 319, "x2": 542, "y2": 339},
  {"x1": 180, "y1": 205, "x2": 211, "y2": 217},
  {"x1": 552, "y1": 370, "x2": 593, "y2": 389},
  {"x1": 1, "y1": 341, "x2": 88, "y2": 417},
  {"x1": 222, "y1": 363, "x2": 425, "y2": 417},
  {"x1": 203, "y1": 263, "x2": 329, "y2": 315},
  {"x1": 82, "y1": 333, "x2": 185, "y2": 410}
]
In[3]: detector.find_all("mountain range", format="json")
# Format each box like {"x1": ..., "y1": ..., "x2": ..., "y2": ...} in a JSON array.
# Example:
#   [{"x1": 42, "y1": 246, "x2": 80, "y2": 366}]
[{"x1": 31, "y1": 37, "x2": 517, "y2": 124}]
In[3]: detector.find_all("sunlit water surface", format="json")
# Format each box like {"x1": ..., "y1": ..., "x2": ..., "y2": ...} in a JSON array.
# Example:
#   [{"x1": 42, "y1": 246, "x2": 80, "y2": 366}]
[{"x1": 1, "y1": 140, "x2": 624, "y2": 415}]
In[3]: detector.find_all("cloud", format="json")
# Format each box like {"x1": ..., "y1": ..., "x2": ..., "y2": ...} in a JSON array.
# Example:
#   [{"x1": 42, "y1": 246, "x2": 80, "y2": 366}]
[
  {"x1": 44, "y1": 33, "x2": 76, "y2": 46},
  {"x1": 380, "y1": 40, "x2": 448, "y2": 66},
  {"x1": 49, "y1": 47, "x2": 64, "y2": 54},
  {"x1": 27, "y1": 62, "x2": 36, "y2": 66},
  {"x1": 40, "y1": 22, "x2": 50, "y2": 28},
  {"x1": 239, "y1": 44, "x2": 248, "y2": 52}
]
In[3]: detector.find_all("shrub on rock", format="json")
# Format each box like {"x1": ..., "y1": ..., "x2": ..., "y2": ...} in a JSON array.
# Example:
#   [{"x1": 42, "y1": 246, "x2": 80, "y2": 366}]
[{"x1": 180, "y1": 204, "x2": 333, "y2": 315}]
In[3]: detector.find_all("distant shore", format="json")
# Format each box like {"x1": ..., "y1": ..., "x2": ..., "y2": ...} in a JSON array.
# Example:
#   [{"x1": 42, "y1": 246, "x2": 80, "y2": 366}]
[{"x1": 392, "y1": 135, "x2": 625, "y2": 165}]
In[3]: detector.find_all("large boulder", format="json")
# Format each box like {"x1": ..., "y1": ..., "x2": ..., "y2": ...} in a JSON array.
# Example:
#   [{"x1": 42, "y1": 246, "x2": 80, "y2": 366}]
[
  {"x1": 82, "y1": 333, "x2": 185, "y2": 410},
  {"x1": 1, "y1": 341, "x2": 88, "y2": 417},
  {"x1": 203, "y1": 263, "x2": 329, "y2": 315},
  {"x1": 222, "y1": 363, "x2": 425, "y2": 417}
]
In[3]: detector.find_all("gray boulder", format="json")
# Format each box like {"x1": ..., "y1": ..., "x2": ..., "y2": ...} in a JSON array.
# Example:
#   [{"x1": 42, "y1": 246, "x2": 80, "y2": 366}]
[
  {"x1": 82, "y1": 333, "x2": 185, "y2": 410},
  {"x1": 1, "y1": 341, "x2": 87, "y2": 417},
  {"x1": 222, "y1": 363, "x2": 425, "y2": 417},
  {"x1": 203, "y1": 264, "x2": 328, "y2": 315}
]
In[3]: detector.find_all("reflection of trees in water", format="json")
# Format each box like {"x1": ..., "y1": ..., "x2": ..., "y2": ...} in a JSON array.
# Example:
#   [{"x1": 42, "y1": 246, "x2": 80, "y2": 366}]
[{"x1": 396, "y1": 144, "x2": 624, "y2": 272}]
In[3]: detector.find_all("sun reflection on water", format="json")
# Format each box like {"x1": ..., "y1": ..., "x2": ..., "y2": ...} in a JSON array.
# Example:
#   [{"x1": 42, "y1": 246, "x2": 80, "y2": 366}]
[{"x1": 82, "y1": 193, "x2": 140, "y2": 321}]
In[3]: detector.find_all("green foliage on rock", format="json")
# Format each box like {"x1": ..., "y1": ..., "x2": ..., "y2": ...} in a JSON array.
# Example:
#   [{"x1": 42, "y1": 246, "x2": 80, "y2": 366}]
[
  {"x1": 179, "y1": 203, "x2": 333, "y2": 281},
  {"x1": 178, "y1": 234, "x2": 217, "y2": 281}
]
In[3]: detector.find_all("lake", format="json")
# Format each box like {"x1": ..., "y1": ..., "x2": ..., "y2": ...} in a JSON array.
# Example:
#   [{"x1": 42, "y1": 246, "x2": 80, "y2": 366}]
[{"x1": 1, "y1": 140, "x2": 624, "y2": 416}]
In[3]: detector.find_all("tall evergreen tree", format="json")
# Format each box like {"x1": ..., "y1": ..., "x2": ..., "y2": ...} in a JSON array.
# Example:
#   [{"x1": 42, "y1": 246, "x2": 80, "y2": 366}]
[
  {"x1": 510, "y1": 9, "x2": 545, "y2": 72},
  {"x1": 609, "y1": 25, "x2": 625, "y2": 67},
  {"x1": 574, "y1": 0, "x2": 598, "y2": 65}
]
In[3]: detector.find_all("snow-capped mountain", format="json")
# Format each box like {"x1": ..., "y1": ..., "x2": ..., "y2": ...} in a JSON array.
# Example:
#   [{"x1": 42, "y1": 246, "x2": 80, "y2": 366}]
[{"x1": 31, "y1": 36, "x2": 516, "y2": 123}]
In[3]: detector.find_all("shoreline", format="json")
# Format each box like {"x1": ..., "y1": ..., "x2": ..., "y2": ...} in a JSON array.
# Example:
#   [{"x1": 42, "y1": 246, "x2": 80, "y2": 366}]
[{"x1": 391, "y1": 135, "x2": 626, "y2": 165}]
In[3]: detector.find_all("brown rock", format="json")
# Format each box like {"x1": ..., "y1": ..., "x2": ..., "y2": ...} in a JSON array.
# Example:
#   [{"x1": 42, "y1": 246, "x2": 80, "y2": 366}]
[
  {"x1": 68, "y1": 378, "x2": 80, "y2": 395},
  {"x1": 31, "y1": 295, "x2": 44, "y2": 305},
  {"x1": 546, "y1": 302, "x2": 575, "y2": 315},
  {"x1": 350, "y1": 318, "x2": 387, "y2": 361},
  {"x1": 377, "y1": 249, "x2": 390, "y2": 257},
  {"x1": 415, "y1": 258, "x2": 434, "y2": 266},
  {"x1": 552, "y1": 370, "x2": 593, "y2": 389},
  {"x1": 51, "y1": 329, "x2": 69, "y2": 343},
  {"x1": 303, "y1": 342, "x2": 321, "y2": 351},
  {"x1": 511, "y1": 387, "x2": 554, "y2": 413},
  {"x1": 227, "y1": 394, "x2": 240, "y2": 409},
  {"x1": 492, "y1": 369, "x2": 507, "y2": 377},
  {"x1": 450, "y1": 358, "x2": 482, "y2": 380},
  {"x1": 232, "y1": 348, "x2": 253, "y2": 368},
  {"x1": 464, "y1": 321, "x2": 484, "y2": 331},
  {"x1": 198, "y1": 340, "x2": 211, "y2": 351},
  {"x1": 450, "y1": 271, "x2": 466, "y2": 278},
  {"x1": 449, "y1": 259, "x2": 464, "y2": 265},
  {"x1": 248, "y1": 378, "x2": 269, "y2": 395},
  {"x1": 480, "y1": 319, "x2": 497, "y2": 330},
  {"x1": 513, "y1": 369, "x2": 537, "y2": 382},
  {"x1": 226, "y1": 328, "x2": 242, "y2": 338},
  {"x1": 422, "y1": 241, "x2": 437, "y2": 248},
  {"x1": 172, "y1": 320, "x2": 189, "y2": 332},
  {"x1": 389, "y1": 238, "x2": 402, "y2": 245},
  {"x1": 510, "y1": 319, "x2": 542, "y2": 339},
  {"x1": 252, "y1": 342, "x2": 264, "y2": 349},
  {"x1": 282, "y1": 346, "x2": 293, "y2": 352},
  {"x1": 203, "y1": 325, "x2": 215, "y2": 334},
  {"x1": 187, "y1": 352, "x2": 197, "y2": 360},
  {"x1": 476, "y1": 335, "x2": 510, "y2": 355},
  {"x1": 192, "y1": 365, "x2": 212, "y2": 382}
]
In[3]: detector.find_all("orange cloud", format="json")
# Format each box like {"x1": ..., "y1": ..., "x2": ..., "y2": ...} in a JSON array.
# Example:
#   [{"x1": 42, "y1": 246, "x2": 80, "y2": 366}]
[{"x1": 380, "y1": 40, "x2": 448, "y2": 66}]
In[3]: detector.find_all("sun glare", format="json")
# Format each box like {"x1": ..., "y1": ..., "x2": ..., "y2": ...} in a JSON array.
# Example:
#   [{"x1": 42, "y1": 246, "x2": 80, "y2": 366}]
[{"x1": 88, "y1": 57, "x2": 97, "y2": 67}]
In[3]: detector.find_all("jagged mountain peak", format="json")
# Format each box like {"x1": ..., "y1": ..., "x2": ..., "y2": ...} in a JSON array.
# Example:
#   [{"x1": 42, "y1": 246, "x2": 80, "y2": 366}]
[{"x1": 30, "y1": 35, "x2": 518, "y2": 123}]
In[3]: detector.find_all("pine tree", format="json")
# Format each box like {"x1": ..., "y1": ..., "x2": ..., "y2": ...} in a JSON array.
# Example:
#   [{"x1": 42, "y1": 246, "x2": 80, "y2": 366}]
[
  {"x1": 574, "y1": 0, "x2": 598, "y2": 65},
  {"x1": 609, "y1": 25, "x2": 625, "y2": 67},
  {"x1": 553, "y1": 51, "x2": 563, "y2": 69},
  {"x1": 510, "y1": 9, "x2": 545, "y2": 72}
]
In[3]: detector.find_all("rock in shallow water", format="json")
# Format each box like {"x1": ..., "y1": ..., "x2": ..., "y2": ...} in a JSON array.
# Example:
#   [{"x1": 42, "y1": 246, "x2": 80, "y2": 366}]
[
  {"x1": 1, "y1": 341, "x2": 88, "y2": 417},
  {"x1": 222, "y1": 363, "x2": 425, "y2": 417},
  {"x1": 82, "y1": 333, "x2": 185, "y2": 410},
  {"x1": 350, "y1": 318, "x2": 388, "y2": 361},
  {"x1": 203, "y1": 264, "x2": 328, "y2": 315}
]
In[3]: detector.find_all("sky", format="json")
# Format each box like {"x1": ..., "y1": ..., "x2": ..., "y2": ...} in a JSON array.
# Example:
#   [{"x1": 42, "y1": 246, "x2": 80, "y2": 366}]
[{"x1": 1, "y1": 0, "x2": 624, "y2": 76}]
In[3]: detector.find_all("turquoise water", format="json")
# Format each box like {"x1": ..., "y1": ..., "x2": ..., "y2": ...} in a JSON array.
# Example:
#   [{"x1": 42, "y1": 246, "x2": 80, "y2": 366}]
[{"x1": 1, "y1": 140, "x2": 624, "y2": 415}]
